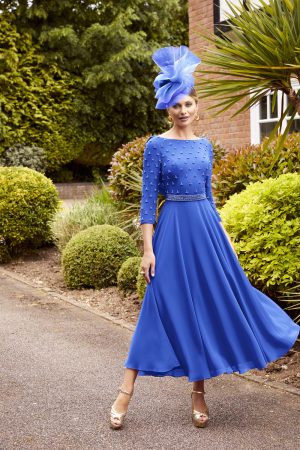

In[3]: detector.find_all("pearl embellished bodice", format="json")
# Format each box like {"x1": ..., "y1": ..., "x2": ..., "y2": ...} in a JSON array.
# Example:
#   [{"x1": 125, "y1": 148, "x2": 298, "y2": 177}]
[{"x1": 140, "y1": 135, "x2": 222, "y2": 224}]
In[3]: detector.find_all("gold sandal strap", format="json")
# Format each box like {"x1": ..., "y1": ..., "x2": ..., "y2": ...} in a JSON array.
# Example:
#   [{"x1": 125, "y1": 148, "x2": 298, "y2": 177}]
[
  {"x1": 110, "y1": 407, "x2": 126, "y2": 419},
  {"x1": 193, "y1": 410, "x2": 209, "y2": 419},
  {"x1": 191, "y1": 390, "x2": 206, "y2": 395},
  {"x1": 118, "y1": 387, "x2": 133, "y2": 397}
]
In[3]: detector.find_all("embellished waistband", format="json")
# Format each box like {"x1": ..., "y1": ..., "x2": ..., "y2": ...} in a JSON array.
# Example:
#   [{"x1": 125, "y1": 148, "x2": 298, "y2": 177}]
[{"x1": 165, "y1": 193, "x2": 207, "y2": 201}]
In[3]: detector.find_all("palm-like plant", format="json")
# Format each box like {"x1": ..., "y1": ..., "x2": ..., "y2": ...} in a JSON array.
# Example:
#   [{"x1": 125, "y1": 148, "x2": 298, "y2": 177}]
[
  {"x1": 196, "y1": 0, "x2": 300, "y2": 150},
  {"x1": 277, "y1": 282, "x2": 300, "y2": 326}
]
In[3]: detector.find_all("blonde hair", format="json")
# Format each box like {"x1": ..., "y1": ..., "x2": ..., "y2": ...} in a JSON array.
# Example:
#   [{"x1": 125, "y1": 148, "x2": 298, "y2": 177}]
[{"x1": 189, "y1": 87, "x2": 199, "y2": 103}]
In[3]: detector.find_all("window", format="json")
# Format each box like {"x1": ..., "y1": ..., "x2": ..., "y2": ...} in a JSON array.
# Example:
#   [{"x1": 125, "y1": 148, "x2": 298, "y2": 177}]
[
  {"x1": 214, "y1": 1, "x2": 270, "y2": 36},
  {"x1": 250, "y1": 87, "x2": 300, "y2": 144}
]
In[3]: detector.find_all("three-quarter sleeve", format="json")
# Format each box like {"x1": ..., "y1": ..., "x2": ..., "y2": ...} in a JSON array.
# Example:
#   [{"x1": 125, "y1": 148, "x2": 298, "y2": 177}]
[
  {"x1": 205, "y1": 141, "x2": 222, "y2": 222},
  {"x1": 140, "y1": 137, "x2": 161, "y2": 225}
]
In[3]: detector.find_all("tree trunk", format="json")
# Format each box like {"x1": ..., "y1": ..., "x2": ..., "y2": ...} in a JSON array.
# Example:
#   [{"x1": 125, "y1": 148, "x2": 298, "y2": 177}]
[{"x1": 288, "y1": 88, "x2": 300, "y2": 114}]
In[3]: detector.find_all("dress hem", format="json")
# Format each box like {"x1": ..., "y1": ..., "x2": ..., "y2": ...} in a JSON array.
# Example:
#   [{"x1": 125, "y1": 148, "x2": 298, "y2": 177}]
[{"x1": 123, "y1": 328, "x2": 299, "y2": 382}]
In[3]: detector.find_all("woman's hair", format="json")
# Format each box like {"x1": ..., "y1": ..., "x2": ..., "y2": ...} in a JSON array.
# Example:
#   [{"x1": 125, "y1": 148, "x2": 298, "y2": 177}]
[{"x1": 189, "y1": 87, "x2": 199, "y2": 103}]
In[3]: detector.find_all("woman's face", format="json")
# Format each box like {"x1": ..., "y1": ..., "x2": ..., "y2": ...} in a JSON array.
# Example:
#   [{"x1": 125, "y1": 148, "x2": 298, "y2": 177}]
[{"x1": 167, "y1": 95, "x2": 198, "y2": 127}]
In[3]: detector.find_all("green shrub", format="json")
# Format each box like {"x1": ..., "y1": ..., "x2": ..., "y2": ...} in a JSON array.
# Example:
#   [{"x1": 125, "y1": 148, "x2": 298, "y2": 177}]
[
  {"x1": 48, "y1": 167, "x2": 74, "y2": 183},
  {"x1": 220, "y1": 173, "x2": 300, "y2": 295},
  {"x1": 0, "y1": 143, "x2": 47, "y2": 173},
  {"x1": 117, "y1": 256, "x2": 142, "y2": 294},
  {"x1": 74, "y1": 142, "x2": 113, "y2": 167},
  {"x1": 0, "y1": 167, "x2": 60, "y2": 253},
  {"x1": 214, "y1": 132, "x2": 300, "y2": 207},
  {"x1": 0, "y1": 17, "x2": 86, "y2": 171},
  {"x1": 136, "y1": 271, "x2": 148, "y2": 302},
  {"x1": 51, "y1": 183, "x2": 120, "y2": 251},
  {"x1": 0, "y1": 238, "x2": 11, "y2": 263},
  {"x1": 108, "y1": 135, "x2": 151, "y2": 203},
  {"x1": 62, "y1": 224, "x2": 140, "y2": 289}
]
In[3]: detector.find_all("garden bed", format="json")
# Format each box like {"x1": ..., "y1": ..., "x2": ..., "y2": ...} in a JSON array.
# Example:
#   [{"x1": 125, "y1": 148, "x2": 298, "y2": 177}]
[{"x1": 2, "y1": 245, "x2": 299, "y2": 388}]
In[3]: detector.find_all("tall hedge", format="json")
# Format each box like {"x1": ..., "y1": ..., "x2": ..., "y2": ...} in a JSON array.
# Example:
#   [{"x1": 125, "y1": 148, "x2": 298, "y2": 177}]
[{"x1": 0, "y1": 16, "x2": 86, "y2": 171}]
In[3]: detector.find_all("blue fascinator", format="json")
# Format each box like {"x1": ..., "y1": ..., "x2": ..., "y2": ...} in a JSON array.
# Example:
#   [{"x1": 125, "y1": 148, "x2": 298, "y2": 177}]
[{"x1": 152, "y1": 45, "x2": 201, "y2": 109}]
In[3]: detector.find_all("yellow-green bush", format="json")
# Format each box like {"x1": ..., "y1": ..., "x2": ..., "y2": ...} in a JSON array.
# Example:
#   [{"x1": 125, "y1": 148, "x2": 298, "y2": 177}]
[
  {"x1": 0, "y1": 167, "x2": 60, "y2": 253},
  {"x1": 62, "y1": 224, "x2": 140, "y2": 289},
  {"x1": 220, "y1": 173, "x2": 300, "y2": 295},
  {"x1": 117, "y1": 256, "x2": 142, "y2": 295}
]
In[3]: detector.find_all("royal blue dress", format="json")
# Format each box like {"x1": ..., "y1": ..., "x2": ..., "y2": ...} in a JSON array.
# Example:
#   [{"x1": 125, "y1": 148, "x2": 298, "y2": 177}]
[{"x1": 123, "y1": 135, "x2": 299, "y2": 381}]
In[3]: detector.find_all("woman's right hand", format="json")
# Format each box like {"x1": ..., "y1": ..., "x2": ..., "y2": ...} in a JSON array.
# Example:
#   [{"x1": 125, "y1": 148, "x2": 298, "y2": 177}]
[{"x1": 141, "y1": 250, "x2": 156, "y2": 284}]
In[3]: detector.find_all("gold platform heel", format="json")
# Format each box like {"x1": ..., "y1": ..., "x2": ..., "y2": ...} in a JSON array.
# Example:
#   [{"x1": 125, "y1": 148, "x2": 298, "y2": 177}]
[
  {"x1": 191, "y1": 390, "x2": 209, "y2": 428},
  {"x1": 110, "y1": 387, "x2": 134, "y2": 430}
]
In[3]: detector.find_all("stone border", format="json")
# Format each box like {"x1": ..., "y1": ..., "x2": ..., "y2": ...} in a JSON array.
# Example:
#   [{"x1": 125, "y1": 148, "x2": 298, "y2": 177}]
[{"x1": 1, "y1": 267, "x2": 299, "y2": 397}]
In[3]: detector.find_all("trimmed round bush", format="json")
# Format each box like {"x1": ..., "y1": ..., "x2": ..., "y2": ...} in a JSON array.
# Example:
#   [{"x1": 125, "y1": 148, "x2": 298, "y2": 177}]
[
  {"x1": 0, "y1": 167, "x2": 60, "y2": 253},
  {"x1": 220, "y1": 173, "x2": 300, "y2": 294},
  {"x1": 62, "y1": 224, "x2": 140, "y2": 289},
  {"x1": 117, "y1": 256, "x2": 142, "y2": 294},
  {"x1": 136, "y1": 271, "x2": 148, "y2": 302}
]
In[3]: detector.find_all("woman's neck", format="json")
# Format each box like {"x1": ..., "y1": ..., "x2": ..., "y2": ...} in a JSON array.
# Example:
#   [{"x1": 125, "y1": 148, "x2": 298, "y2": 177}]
[{"x1": 161, "y1": 126, "x2": 198, "y2": 140}]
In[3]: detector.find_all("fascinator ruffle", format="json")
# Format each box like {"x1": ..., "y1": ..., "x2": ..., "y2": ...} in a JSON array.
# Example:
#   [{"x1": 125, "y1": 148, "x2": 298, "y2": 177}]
[{"x1": 152, "y1": 45, "x2": 201, "y2": 109}]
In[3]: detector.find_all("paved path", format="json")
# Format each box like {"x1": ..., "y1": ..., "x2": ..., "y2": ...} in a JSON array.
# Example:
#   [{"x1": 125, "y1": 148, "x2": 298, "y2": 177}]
[{"x1": 0, "y1": 272, "x2": 299, "y2": 450}]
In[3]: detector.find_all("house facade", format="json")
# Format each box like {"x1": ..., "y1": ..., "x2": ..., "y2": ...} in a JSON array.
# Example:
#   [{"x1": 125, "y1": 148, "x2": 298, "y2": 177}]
[{"x1": 188, "y1": 0, "x2": 300, "y2": 149}]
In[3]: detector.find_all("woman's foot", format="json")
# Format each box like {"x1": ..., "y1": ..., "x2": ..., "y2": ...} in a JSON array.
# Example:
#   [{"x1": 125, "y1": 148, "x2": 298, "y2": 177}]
[
  {"x1": 110, "y1": 385, "x2": 134, "y2": 429},
  {"x1": 191, "y1": 390, "x2": 209, "y2": 428},
  {"x1": 192, "y1": 391, "x2": 208, "y2": 414}
]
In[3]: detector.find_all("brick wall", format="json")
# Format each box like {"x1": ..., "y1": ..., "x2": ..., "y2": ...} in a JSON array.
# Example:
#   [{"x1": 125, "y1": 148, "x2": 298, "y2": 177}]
[{"x1": 189, "y1": 0, "x2": 251, "y2": 150}]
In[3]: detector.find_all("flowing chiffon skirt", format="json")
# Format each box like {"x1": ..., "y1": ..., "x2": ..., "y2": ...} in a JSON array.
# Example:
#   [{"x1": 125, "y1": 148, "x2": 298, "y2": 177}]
[{"x1": 124, "y1": 198, "x2": 299, "y2": 381}]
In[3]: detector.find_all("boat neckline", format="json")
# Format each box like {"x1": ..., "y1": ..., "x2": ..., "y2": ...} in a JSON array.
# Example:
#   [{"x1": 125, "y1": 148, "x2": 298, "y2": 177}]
[{"x1": 155, "y1": 135, "x2": 203, "y2": 141}]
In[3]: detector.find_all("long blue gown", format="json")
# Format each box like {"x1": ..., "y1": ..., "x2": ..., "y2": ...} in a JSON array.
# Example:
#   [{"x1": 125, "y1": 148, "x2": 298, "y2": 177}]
[{"x1": 123, "y1": 135, "x2": 299, "y2": 382}]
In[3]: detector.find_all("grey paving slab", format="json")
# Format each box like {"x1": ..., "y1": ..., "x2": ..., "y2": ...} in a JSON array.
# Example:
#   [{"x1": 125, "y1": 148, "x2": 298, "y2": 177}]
[{"x1": 0, "y1": 272, "x2": 299, "y2": 450}]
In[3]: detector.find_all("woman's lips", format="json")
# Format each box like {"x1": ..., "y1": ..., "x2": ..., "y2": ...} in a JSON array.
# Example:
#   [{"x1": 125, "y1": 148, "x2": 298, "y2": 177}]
[{"x1": 179, "y1": 117, "x2": 189, "y2": 121}]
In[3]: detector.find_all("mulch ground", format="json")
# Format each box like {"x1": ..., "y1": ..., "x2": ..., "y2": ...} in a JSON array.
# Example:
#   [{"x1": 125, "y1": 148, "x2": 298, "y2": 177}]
[{"x1": 2, "y1": 244, "x2": 300, "y2": 388}]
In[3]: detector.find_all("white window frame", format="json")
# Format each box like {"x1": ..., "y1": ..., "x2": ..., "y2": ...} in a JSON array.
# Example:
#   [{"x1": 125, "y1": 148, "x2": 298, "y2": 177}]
[{"x1": 250, "y1": 84, "x2": 300, "y2": 144}]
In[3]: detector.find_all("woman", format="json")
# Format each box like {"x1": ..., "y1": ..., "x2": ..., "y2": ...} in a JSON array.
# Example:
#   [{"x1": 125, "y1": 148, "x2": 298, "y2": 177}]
[{"x1": 109, "y1": 46, "x2": 299, "y2": 430}]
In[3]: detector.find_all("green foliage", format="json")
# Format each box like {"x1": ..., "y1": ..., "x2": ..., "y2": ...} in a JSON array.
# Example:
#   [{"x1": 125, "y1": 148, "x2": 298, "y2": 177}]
[
  {"x1": 0, "y1": 238, "x2": 11, "y2": 264},
  {"x1": 50, "y1": 183, "x2": 120, "y2": 251},
  {"x1": 277, "y1": 282, "x2": 300, "y2": 324},
  {"x1": 136, "y1": 271, "x2": 147, "y2": 302},
  {"x1": 75, "y1": 142, "x2": 113, "y2": 168},
  {"x1": 0, "y1": 16, "x2": 86, "y2": 171},
  {"x1": 0, "y1": 166, "x2": 60, "y2": 253},
  {"x1": 0, "y1": 143, "x2": 47, "y2": 173},
  {"x1": 61, "y1": 224, "x2": 140, "y2": 289},
  {"x1": 108, "y1": 135, "x2": 150, "y2": 202},
  {"x1": 214, "y1": 132, "x2": 300, "y2": 206},
  {"x1": 220, "y1": 173, "x2": 300, "y2": 295},
  {"x1": 117, "y1": 256, "x2": 142, "y2": 295},
  {"x1": 1, "y1": 1, "x2": 188, "y2": 165}
]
